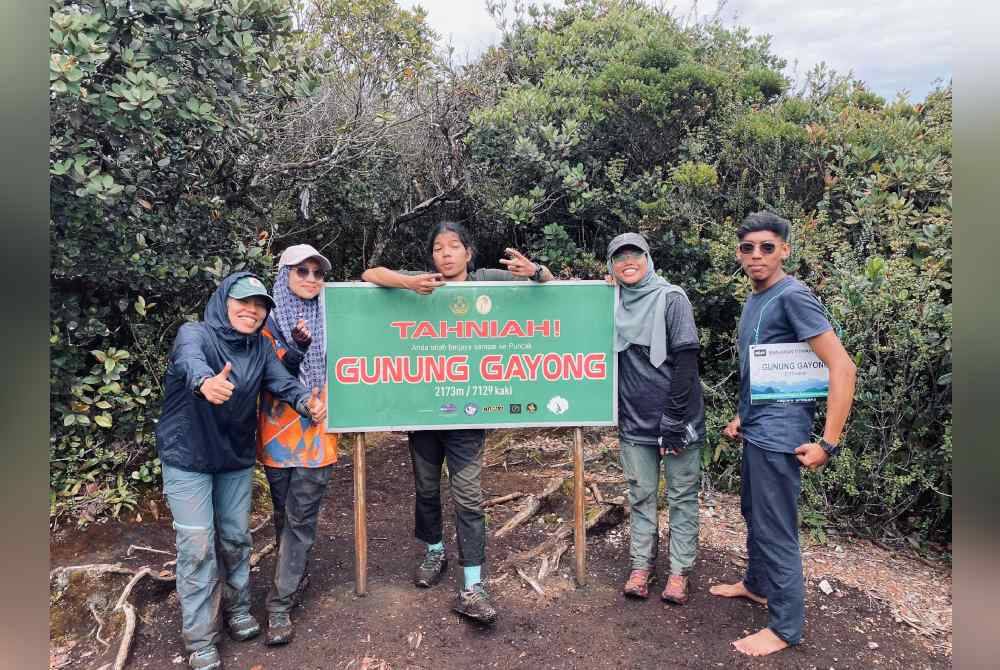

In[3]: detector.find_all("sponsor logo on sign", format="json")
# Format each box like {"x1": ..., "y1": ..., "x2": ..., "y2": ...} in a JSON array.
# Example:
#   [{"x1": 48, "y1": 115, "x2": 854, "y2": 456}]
[
  {"x1": 753, "y1": 348, "x2": 767, "y2": 357},
  {"x1": 440, "y1": 403, "x2": 457, "y2": 414},
  {"x1": 509, "y1": 404, "x2": 522, "y2": 414},
  {"x1": 463, "y1": 403, "x2": 478, "y2": 416},
  {"x1": 482, "y1": 404, "x2": 503, "y2": 414},
  {"x1": 475, "y1": 295, "x2": 492, "y2": 315},
  {"x1": 449, "y1": 295, "x2": 469, "y2": 316},
  {"x1": 546, "y1": 396, "x2": 570, "y2": 415},
  {"x1": 526, "y1": 402, "x2": 538, "y2": 413}
]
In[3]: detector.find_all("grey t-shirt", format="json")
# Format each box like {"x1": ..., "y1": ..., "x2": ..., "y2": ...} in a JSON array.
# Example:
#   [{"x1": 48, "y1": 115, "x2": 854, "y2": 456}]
[
  {"x1": 737, "y1": 276, "x2": 832, "y2": 453},
  {"x1": 618, "y1": 291, "x2": 705, "y2": 446}
]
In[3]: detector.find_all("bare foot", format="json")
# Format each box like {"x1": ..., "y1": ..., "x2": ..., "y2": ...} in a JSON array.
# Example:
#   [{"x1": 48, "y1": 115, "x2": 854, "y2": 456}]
[
  {"x1": 732, "y1": 628, "x2": 789, "y2": 656},
  {"x1": 708, "y1": 581, "x2": 767, "y2": 606}
]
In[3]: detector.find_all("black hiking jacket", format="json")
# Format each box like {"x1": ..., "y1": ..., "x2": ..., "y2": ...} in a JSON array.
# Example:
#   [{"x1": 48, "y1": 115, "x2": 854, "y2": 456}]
[{"x1": 155, "y1": 272, "x2": 311, "y2": 473}]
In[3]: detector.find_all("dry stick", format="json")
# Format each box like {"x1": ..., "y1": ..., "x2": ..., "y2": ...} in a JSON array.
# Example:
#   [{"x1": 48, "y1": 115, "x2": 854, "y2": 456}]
[
  {"x1": 250, "y1": 519, "x2": 269, "y2": 535},
  {"x1": 589, "y1": 482, "x2": 604, "y2": 505},
  {"x1": 49, "y1": 563, "x2": 135, "y2": 582},
  {"x1": 126, "y1": 545, "x2": 173, "y2": 558},
  {"x1": 505, "y1": 503, "x2": 622, "y2": 566},
  {"x1": 250, "y1": 541, "x2": 276, "y2": 568},
  {"x1": 515, "y1": 565, "x2": 546, "y2": 597},
  {"x1": 483, "y1": 491, "x2": 525, "y2": 508},
  {"x1": 494, "y1": 476, "x2": 566, "y2": 539}
]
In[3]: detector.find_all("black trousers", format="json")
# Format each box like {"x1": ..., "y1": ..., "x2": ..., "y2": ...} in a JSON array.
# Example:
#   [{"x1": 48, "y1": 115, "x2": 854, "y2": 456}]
[
  {"x1": 408, "y1": 429, "x2": 486, "y2": 567},
  {"x1": 264, "y1": 465, "x2": 333, "y2": 612}
]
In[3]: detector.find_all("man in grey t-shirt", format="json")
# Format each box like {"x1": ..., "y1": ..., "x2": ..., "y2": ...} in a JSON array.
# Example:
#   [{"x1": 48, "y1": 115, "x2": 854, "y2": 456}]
[{"x1": 711, "y1": 212, "x2": 857, "y2": 657}]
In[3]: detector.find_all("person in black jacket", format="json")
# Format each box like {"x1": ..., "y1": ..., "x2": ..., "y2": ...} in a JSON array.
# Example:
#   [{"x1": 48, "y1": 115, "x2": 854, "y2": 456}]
[
  {"x1": 155, "y1": 271, "x2": 326, "y2": 670},
  {"x1": 608, "y1": 233, "x2": 705, "y2": 605}
]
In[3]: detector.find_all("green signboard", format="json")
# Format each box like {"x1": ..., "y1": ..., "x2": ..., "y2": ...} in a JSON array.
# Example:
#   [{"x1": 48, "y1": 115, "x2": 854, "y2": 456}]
[{"x1": 322, "y1": 281, "x2": 617, "y2": 431}]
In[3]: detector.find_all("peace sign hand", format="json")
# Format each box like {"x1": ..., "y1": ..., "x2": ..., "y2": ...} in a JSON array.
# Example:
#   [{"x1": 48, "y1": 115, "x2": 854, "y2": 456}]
[{"x1": 499, "y1": 248, "x2": 538, "y2": 277}]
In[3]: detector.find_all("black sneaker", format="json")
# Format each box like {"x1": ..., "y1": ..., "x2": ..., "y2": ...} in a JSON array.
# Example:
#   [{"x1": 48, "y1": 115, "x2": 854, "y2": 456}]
[
  {"x1": 453, "y1": 583, "x2": 497, "y2": 625},
  {"x1": 414, "y1": 550, "x2": 448, "y2": 587},
  {"x1": 265, "y1": 611, "x2": 294, "y2": 646}
]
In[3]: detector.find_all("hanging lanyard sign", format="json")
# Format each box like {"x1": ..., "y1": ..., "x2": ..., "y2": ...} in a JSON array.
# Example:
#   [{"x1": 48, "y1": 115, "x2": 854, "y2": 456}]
[{"x1": 748, "y1": 342, "x2": 829, "y2": 404}]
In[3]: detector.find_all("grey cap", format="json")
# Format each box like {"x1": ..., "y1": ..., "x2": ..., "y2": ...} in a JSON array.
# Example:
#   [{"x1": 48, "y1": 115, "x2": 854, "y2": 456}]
[
  {"x1": 607, "y1": 232, "x2": 650, "y2": 260},
  {"x1": 277, "y1": 243, "x2": 332, "y2": 271}
]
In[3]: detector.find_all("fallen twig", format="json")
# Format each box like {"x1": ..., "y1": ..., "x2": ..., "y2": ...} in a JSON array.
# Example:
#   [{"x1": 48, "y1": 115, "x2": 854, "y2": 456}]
[
  {"x1": 494, "y1": 476, "x2": 566, "y2": 539},
  {"x1": 112, "y1": 602, "x2": 137, "y2": 670},
  {"x1": 515, "y1": 565, "x2": 546, "y2": 597},
  {"x1": 589, "y1": 482, "x2": 604, "y2": 504},
  {"x1": 126, "y1": 545, "x2": 172, "y2": 558},
  {"x1": 250, "y1": 541, "x2": 276, "y2": 567},
  {"x1": 483, "y1": 491, "x2": 525, "y2": 508}
]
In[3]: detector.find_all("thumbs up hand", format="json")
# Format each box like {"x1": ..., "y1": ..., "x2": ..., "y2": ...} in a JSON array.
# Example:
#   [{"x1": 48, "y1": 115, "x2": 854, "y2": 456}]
[
  {"x1": 306, "y1": 387, "x2": 326, "y2": 424},
  {"x1": 200, "y1": 362, "x2": 235, "y2": 405}
]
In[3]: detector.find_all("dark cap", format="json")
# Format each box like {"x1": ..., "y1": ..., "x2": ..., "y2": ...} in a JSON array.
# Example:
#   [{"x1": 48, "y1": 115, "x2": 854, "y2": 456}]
[{"x1": 607, "y1": 232, "x2": 650, "y2": 260}]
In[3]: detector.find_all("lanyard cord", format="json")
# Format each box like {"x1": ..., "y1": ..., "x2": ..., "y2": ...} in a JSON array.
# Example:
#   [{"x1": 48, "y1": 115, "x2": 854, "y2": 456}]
[{"x1": 751, "y1": 281, "x2": 843, "y2": 346}]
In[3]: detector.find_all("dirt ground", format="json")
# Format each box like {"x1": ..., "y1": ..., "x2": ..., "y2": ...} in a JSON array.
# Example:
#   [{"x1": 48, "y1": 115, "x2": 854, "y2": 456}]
[{"x1": 50, "y1": 430, "x2": 952, "y2": 670}]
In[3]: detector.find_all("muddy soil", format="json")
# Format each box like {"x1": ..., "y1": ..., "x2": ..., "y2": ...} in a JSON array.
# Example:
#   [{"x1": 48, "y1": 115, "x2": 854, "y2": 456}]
[{"x1": 50, "y1": 432, "x2": 949, "y2": 670}]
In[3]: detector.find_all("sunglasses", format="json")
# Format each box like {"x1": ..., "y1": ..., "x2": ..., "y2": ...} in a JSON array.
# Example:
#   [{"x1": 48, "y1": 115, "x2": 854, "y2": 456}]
[
  {"x1": 738, "y1": 241, "x2": 778, "y2": 255},
  {"x1": 293, "y1": 265, "x2": 326, "y2": 281},
  {"x1": 612, "y1": 250, "x2": 645, "y2": 264}
]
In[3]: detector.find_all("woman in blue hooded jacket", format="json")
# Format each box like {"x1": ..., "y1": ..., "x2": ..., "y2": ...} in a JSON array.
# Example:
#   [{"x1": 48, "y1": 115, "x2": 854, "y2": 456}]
[{"x1": 155, "y1": 271, "x2": 326, "y2": 670}]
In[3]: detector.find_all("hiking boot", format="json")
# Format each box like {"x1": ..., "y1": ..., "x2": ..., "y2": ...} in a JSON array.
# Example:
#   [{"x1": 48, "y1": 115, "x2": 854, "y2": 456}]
[
  {"x1": 661, "y1": 574, "x2": 690, "y2": 605},
  {"x1": 623, "y1": 568, "x2": 655, "y2": 599},
  {"x1": 226, "y1": 612, "x2": 260, "y2": 641},
  {"x1": 265, "y1": 611, "x2": 294, "y2": 646},
  {"x1": 188, "y1": 645, "x2": 222, "y2": 670},
  {"x1": 453, "y1": 583, "x2": 498, "y2": 625},
  {"x1": 414, "y1": 550, "x2": 448, "y2": 588}
]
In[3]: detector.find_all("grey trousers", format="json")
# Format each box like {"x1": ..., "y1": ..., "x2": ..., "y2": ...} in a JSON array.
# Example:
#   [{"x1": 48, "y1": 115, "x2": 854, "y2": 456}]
[
  {"x1": 162, "y1": 464, "x2": 253, "y2": 652},
  {"x1": 619, "y1": 439, "x2": 702, "y2": 574},
  {"x1": 264, "y1": 465, "x2": 333, "y2": 613}
]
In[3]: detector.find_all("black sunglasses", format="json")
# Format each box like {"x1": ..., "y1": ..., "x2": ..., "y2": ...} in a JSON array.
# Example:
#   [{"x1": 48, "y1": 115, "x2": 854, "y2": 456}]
[
  {"x1": 293, "y1": 265, "x2": 326, "y2": 280},
  {"x1": 738, "y1": 241, "x2": 778, "y2": 255}
]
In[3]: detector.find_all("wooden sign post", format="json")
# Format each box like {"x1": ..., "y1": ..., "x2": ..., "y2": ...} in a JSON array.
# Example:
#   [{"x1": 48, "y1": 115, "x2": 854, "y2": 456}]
[
  {"x1": 573, "y1": 427, "x2": 587, "y2": 586},
  {"x1": 353, "y1": 433, "x2": 368, "y2": 596}
]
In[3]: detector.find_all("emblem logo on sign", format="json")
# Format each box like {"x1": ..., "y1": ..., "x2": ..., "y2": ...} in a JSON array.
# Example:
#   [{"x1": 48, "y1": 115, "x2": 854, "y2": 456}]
[
  {"x1": 475, "y1": 295, "x2": 492, "y2": 315},
  {"x1": 450, "y1": 296, "x2": 469, "y2": 316},
  {"x1": 464, "y1": 403, "x2": 478, "y2": 416},
  {"x1": 526, "y1": 402, "x2": 538, "y2": 413},
  {"x1": 482, "y1": 404, "x2": 503, "y2": 413},
  {"x1": 546, "y1": 396, "x2": 569, "y2": 415},
  {"x1": 440, "y1": 403, "x2": 457, "y2": 414},
  {"x1": 509, "y1": 404, "x2": 522, "y2": 414}
]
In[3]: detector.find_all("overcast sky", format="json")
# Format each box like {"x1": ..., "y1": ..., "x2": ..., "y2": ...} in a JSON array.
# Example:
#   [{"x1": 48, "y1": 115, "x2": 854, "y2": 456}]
[{"x1": 398, "y1": 0, "x2": 952, "y2": 102}]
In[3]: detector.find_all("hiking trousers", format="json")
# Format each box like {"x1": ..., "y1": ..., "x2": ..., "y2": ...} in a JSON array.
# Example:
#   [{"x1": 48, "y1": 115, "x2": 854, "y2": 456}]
[
  {"x1": 409, "y1": 429, "x2": 486, "y2": 567},
  {"x1": 619, "y1": 439, "x2": 702, "y2": 574},
  {"x1": 162, "y1": 464, "x2": 253, "y2": 652},
  {"x1": 264, "y1": 464, "x2": 333, "y2": 613}
]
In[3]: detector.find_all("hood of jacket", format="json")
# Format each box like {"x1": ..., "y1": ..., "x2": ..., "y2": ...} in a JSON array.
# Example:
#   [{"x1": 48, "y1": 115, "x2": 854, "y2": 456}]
[{"x1": 205, "y1": 271, "x2": 270, "y2": 343}]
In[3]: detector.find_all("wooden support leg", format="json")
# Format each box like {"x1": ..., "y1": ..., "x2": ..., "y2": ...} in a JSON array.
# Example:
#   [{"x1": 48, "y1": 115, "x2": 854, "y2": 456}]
[
  {"x1": 573, "y1": 427, "x2": 587, "y2": 587},
  {"x1": 353, "y1": 433, "x2": 368, "y2": 596}
]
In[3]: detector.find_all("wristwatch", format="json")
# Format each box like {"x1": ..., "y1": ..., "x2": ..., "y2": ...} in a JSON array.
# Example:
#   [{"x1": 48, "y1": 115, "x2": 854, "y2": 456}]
[
  {"x1": 530, "y1": 263, "x2": 545, "y2": 282},
  {"x1": 818, "y1": 438, "x2": 840, "y2": 458}
]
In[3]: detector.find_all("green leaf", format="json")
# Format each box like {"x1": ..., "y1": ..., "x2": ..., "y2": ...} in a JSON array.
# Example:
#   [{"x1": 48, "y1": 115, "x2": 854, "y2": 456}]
[{"x1": 95, "y1": 413, "x2": 113, "y2": 428}]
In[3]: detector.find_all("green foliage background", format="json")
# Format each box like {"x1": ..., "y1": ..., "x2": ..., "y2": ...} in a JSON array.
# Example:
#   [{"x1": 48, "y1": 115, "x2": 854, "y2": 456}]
[{"x1": 50, "y1": 0, "x2": 951, "y2": 546}]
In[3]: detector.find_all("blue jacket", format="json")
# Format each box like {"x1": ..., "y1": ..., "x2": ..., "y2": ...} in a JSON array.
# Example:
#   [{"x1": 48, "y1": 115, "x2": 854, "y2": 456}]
[{"x1": 155, "y1": 272, "x2": 311, "y2": 473}]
